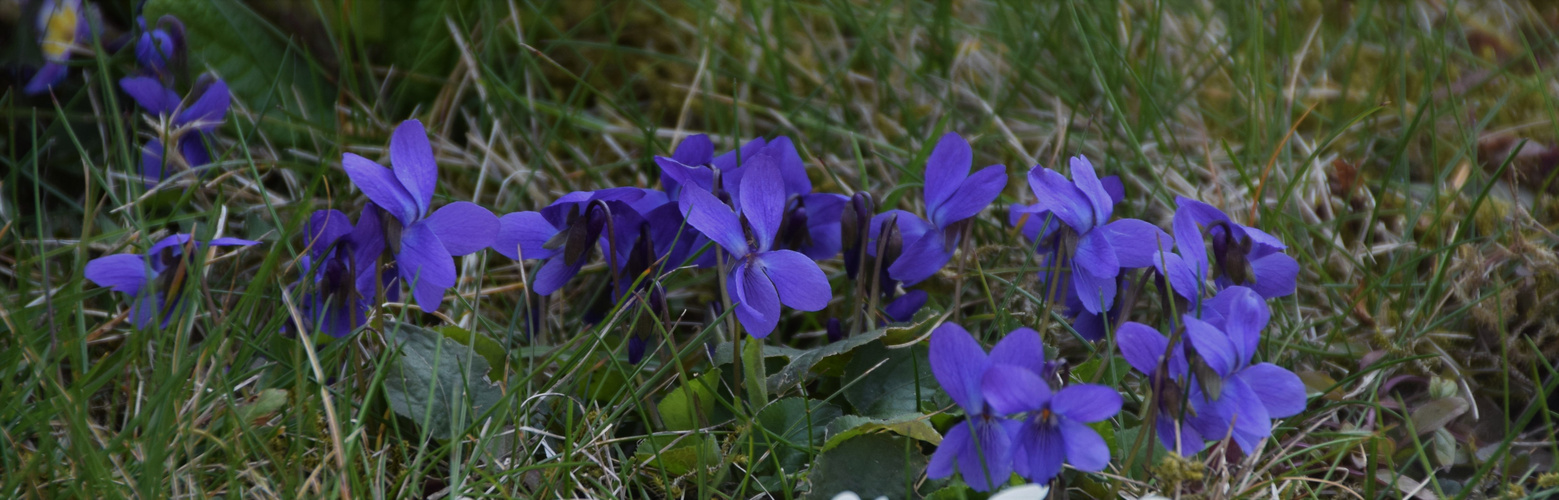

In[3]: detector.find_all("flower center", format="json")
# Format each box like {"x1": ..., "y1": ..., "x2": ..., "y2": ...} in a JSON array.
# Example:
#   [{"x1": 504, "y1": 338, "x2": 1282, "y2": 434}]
[
  {"x1": 776, "y1": 196, "x2": 812, "y2": 251},
  {"x1": 1206, "y1": 222, "x2": 1255, "y2": 286}
]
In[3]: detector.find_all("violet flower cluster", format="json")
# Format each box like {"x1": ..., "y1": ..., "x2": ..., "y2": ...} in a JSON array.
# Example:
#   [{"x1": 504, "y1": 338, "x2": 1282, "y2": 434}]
[
  {"x1": 918, "y1": 155, "x2": 1307, "y2": 490},
  {"x1": 928, "y1": 323, "x2": 1120, "y2": 490},
  {"x1": 77, "y1": 112, "x2": 1309, "y2": 490}
]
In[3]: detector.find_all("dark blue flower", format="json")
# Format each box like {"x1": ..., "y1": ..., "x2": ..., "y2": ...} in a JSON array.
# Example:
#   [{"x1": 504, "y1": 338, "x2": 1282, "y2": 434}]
[
  {"x1": 675, "y1": 148, "x2": 830, "y2": 338},
  {"x1": 120, "y1": 75, "x2": 231, "y2": 185},
  {"x1": 883, "y1": 289, "x2": 928, "y2": 323},
  {"x1": 841, "y1": 192, "x2": 876, "y2": 280},
  {"x1": 653, "y1": 134, "x2": 764, "y2": 201},
  {"x1": 84, "y1": 234, "x2": 258, "y2": 328},
  {"x1": 1172, "y1": 197, "x2": 1299, "y2": 299},
  {"x1": 341, "y1": 119, "x2": 498, "y2": 312}
]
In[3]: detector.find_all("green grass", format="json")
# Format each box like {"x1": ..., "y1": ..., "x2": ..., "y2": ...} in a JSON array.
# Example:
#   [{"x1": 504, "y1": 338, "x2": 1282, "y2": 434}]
[{"x1": 4, "y1": 0, "x2": 1559, "y2": 498}]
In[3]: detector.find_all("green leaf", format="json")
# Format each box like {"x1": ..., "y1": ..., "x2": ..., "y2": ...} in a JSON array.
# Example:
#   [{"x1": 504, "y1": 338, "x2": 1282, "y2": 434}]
[
  {"x1": 1073, "y1": 357, "x2": 1131, "y2": 387},
  {"x1": 841, "y1": 341, "x2": 942, "y2": 418},
  {"x1": 709, "y1": 328, "x2": 885, "y2": 393},
  {"x1": 742, "y1": 337, "x2": 769, "y2": 409},
  {"x1": 657, "y1": 368, "x2": 730, "y2": 431},
  {"x1": 634, "y1": 434, "x2": 723, "y2": 477},
  {"x1": 749, "y1": 398, "x2": 843, "y2": 474},
  {"x1": 236, "y1": 388, "x2": 288, "y2": 424},
  {"x1": 822, "y1": 414, "x2": 942, "y2": 451},
  {"x1": 435, "y1": 325, "x2": 506, "y2": 378},
  {"x1": 436, "y1": 325, "x2": 508, "y2": 375},
  {"x1": 1111, "y1": 425, "x2": 1161, "y2": 477},
  {"x1": 879, "y1": 306, "x2": 946, "y2": 345},
  {"x1": 145, "y1": 0, "x2": 335, "y2": 147},
  {"x1": 807, "y1": 434, "x2": 928, "y2": 499},
  {"x1": 923, "y1": 483, "x2": 974, "y2": 500},
  {"x1": 381, "y1": 322, "x2": 504, "y2": 440},
  {"x1": 582, "y1": 366, "x2": 628, "y2": 403},
  {"x1": 1431, "y1": 428, "x2": 1457, "y2": 466}
]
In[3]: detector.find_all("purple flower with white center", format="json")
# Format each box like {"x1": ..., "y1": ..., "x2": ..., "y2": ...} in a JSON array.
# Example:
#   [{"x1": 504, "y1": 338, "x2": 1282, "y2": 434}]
[
  {"x1": 119, "y1": 75, "x2": 230, "y2": 185},
  {"x1": 1020, "y1": 156, "x2": 1170, "y2": 315},
  {"x1": 1172, "y1": 197, "x2": 1299, "y2": 299},
  {"x1": 1010, "y1": 176, "x2": 1157, "y2": 341},
  {"x1": 1178, "y1": 286, "x2": 1307, "y2": 454},
  {"x1": 135, "y1": 16, "x2": 183, "y2": 76},
  {"x1": 927, "y1": 323, "x2": 1043, "y2": 491},
  {"x1": 340, "y1": 119, "x2": 498, "y2": 312},
  {"x1": 84, "y1": 234, "x2": 258, "y2": 328},
  {"x1": 869, "y1": 133, "x2": 1006, "y2": 286},
  {"x1": 1117, "y1": 320, "x2": 1205, "y2": 454},
  {"x1": 295, "y1": 209, "x2": 381, "y2": 338},
  {"x1": 24, "y1": 0, "x2": 92, "y2": 95},
  {"x1": 675, "y1": 148, "x2": 831, "y2": 338},
  {"x1": 493, "y1": 187, "x2": 646, "y2": 296}
]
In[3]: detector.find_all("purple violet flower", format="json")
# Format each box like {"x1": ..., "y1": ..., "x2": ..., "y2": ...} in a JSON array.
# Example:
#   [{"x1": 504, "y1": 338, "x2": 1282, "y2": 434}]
[
  {"x1": 341, "y1": 119, "x2": 498, "y2": 312},
  {"x1": 493, "y1": 187, "x2": 646, "y2": 296},
  {"x1": 119, "y1": 75, "x2": 230, "y2": 185},
  {"x1": 84, "y1": 234, "x2": 258, "y2": 328},
  {"x1": 675, "y1": 147, "x2": 830, "y2": 338},
  {"x1": 24, "y1": 0, "x2": 92, "y2": 95},
  {"x1": 653, "y1": 134, "x2": 764, "y2": 201},
  {"x1": 1003, "y1": 378, "x2": 1121, "y2": 485},
  {"x1": 135, "y1": 16, "x2": 183, "y2": 76},
  {"x1": 883, "y1": 289, "x2": 928, "y2": 323},
  {"x1": 1019, "y1": 156, "x2": 1170, "y2": 316},
  {"x1": 1117, "y1": 320, "x2": 1205, "y2": 454},
  {"x1": 1179, "y1": 286, "x2": 1307, "y2": 454},
  {"x1": 658, "y1": 135, "x2": 846, "y2": 261},
  {"x1": 294, "y1": 209, "x2": 381, "y2": 338},
  {"x1": 871, "y1": 132, "x2": 1007, "y2": 287},
  {"x1": 1171, "y1": 197, "x2": 1299, "y2": 299},
  {"x1": 927, "y1": 323, "x2": 1033, "y2": 491}
]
